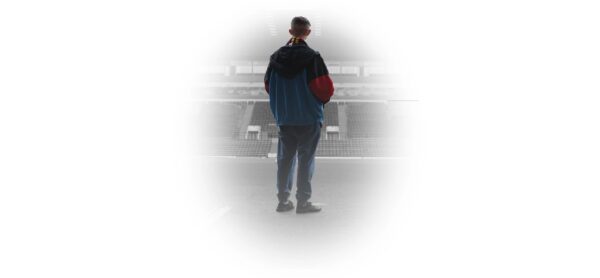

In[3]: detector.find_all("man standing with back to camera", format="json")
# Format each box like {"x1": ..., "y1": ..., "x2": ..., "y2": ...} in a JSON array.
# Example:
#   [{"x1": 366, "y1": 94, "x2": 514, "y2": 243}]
[{"x1": 264, "y1": 16, "x2": 334, "y2": 213}]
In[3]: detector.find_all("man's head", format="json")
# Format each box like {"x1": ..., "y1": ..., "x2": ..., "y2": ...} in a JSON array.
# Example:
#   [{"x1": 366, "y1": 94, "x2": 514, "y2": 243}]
[{"x1": 289, "y1": 16, "x2": 311, "y2": 40}]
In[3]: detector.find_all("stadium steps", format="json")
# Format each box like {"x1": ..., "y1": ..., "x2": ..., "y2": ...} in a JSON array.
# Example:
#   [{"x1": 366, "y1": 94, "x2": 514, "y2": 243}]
[
  {"x1": 337, "y1": 103, "x2": 348, "y2": 140},
  {"x1": 238, "y1": 102, "x2": 254, "y2": 139},
  {"x1": 268, "y1": 138, "x2": 278, "y2": 158}
]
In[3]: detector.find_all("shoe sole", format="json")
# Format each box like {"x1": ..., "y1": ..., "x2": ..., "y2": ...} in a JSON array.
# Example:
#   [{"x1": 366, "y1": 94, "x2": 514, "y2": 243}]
[
  {"x1": 276, "y1": 205, "x2": 294, "y2": 212},
  {"x1": 296, "y1": 209, "x2": 322, "y2": 214}
]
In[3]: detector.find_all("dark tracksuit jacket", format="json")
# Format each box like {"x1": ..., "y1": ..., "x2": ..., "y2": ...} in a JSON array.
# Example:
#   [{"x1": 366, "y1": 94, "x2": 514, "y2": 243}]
[{"x1": 264, "y1": 37, "x2": 334, "y2": 127}]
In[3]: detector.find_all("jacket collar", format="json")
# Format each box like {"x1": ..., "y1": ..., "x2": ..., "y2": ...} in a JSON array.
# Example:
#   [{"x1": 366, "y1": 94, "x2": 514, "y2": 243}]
[{"x1": 285, "y1": 37, "x2": 308, "y2": 46}]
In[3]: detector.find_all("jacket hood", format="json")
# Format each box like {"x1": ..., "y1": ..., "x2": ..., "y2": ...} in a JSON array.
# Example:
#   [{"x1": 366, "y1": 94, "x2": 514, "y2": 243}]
[{"x1": 269, "y1": 40, "x2": 317, "y2": 78}]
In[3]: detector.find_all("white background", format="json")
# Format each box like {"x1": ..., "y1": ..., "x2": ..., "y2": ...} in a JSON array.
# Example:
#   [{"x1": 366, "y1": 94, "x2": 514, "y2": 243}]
[{"x1": 1, "y1": 0, "x2": 599, "y2": 277}]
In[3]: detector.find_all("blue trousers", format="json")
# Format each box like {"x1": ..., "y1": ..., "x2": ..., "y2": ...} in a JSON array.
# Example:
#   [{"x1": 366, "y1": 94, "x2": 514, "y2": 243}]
[{"x1": 276, "y1": 123, "x2": 321, "y2": 203}]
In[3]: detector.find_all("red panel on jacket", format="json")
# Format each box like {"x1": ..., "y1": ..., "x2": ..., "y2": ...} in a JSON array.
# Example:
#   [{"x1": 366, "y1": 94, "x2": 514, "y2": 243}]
[{"x1": 309, "y1": 75, "x2": 334, "y2": 104}]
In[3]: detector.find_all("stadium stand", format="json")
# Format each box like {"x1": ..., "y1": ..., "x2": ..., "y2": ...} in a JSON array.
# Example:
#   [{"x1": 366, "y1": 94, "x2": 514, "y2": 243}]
[
  {"x1": 194, "y1": 98, "x2": 403, "y2": 157},
  {"x1": 203, "y1": 138, "x2": 271, "y2": 157},
  {"x1": 323, "y1": 103, "x2": 339, "y2": 126},
  {"x1": 315, "y1": 138, "x2": 401, "y2": 157},
  {"x1": 346, "y1": 102, "x2": 391, "y2": 138},
  {"x1": 196, "y1": 101, "x2": 246, "y2": 138},
  {"x1": 249, "y1": 102, "x2": 278, "y2": 139},
  {"x1": 247, "y1": 102, "x2": 340, "y2": 139}
]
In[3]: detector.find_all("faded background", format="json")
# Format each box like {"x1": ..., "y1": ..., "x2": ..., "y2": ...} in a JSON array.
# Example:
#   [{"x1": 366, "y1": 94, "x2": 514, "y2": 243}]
[
  {"x1": 188, "y1": 9, "x2": 416, "y2": 271},
  {"x1": 1, "y1": 0, "x2": 600, "y2": 277}
]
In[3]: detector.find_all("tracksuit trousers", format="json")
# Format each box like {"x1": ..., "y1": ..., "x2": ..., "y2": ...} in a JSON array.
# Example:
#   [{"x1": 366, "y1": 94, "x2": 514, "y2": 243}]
[{"x1": 276, "y1": 123, "x2": 322, "y2": 204}]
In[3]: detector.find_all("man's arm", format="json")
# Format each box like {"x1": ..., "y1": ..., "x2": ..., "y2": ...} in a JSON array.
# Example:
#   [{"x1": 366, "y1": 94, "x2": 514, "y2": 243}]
[
  {"x1": 264, "y1": 64, "x2": 272, "y2": 95},
  {"x1": 307, "y1": 54, "x2": 334, "y2": 104}
]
